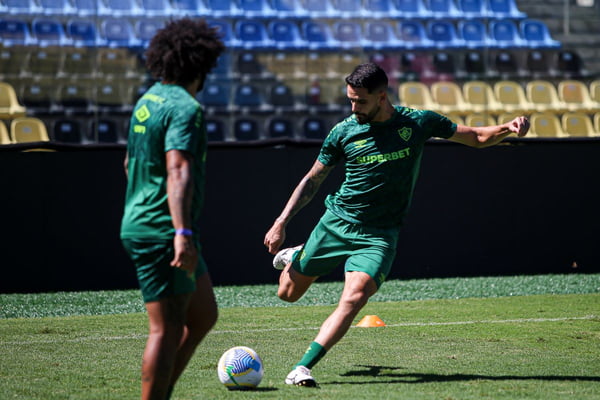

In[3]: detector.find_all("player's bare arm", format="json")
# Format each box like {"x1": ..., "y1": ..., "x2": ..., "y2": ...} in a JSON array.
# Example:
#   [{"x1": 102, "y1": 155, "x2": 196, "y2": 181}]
[
  {"x1": 449, "y1": 116, "x2": 530, "y2": 148},
  {"x1": 264, "y1": 160, "x2": 333, "y2": 254},
  {"x1": 166, "y1": 149, "x2": 198, "y2": 275}
]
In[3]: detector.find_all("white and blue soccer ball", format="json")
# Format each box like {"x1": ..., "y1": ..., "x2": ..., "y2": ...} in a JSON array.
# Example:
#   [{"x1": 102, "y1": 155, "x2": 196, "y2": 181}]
[{"x1": 217, "y1": 346, "x2": 264, "y2": 390}]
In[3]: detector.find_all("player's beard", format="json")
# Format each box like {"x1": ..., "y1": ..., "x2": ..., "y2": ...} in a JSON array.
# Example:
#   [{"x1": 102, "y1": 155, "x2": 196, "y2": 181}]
[{"x1": 355, "y1": 105, "x2": 380, "y2": 124}]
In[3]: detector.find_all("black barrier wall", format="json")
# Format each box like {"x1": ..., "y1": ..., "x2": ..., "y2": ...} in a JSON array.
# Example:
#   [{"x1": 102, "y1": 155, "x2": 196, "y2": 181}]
[{"x1": 1, "y1": 139, "x2": 599, "y2": 293}]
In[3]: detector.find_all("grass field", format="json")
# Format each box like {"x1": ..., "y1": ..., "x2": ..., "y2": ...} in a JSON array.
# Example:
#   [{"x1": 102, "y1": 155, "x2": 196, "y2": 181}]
[{"x1": 1, "y1": 274, "x2": 599, "y2": 399}]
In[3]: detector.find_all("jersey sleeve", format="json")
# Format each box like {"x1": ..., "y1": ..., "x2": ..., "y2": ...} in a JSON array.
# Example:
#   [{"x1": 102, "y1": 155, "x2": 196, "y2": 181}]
[
  {"x1": 164, "y1": 103, "x2": 203, "y2": 153},
  {"x1": 317, "y1": 122, "x2": 344, "y2": 166},
  {"x1": 421, "y1": 110, "x2": 457, "y2": 140}
]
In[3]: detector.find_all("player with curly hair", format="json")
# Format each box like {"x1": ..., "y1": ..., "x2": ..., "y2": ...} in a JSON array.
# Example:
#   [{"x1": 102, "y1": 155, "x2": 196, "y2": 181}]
[{"x1": 120, "y1": 18, "x2": 224, "y2": 400}]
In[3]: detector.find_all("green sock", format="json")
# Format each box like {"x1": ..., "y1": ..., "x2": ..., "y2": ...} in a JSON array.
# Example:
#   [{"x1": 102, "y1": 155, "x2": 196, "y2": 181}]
[{"x1": 295, "y1": 341, "x2": 327, "y2": 369}]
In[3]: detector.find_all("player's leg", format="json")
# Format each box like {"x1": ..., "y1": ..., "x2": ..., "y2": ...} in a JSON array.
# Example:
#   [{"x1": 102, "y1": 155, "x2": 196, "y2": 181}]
[
  {"x1": 169, "y1": 271, "x2": 218, "y2": 388},
  {"x1": 142, "y1": 293, "x2": 191, "y2": 400},
  {"x1": 277, "y1": 261, "x2": 318, "y2": 302}
]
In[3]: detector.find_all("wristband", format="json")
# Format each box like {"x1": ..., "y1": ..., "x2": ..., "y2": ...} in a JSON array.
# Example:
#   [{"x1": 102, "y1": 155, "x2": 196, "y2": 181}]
[{"x1": 175, "y1": 228, "x2": 193, "y2": 236}]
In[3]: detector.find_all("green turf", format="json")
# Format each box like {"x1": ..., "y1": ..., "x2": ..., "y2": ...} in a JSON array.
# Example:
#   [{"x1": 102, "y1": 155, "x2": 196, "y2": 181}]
[{"x1": 0, "y1": 274, "x2": 599, "y2": 399}]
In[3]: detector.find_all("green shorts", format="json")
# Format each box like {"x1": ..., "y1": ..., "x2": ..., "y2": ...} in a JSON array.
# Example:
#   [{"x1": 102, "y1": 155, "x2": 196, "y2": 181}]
[
  {"x1": 122, "y1": 238, "x2": 207, "y2": 303},
  {"x1": 292, "y1": 210, "x2": 400, "y2": 288}
]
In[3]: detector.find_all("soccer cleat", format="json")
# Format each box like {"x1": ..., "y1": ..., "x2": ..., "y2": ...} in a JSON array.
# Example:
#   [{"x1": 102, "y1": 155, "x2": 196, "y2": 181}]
[
  {"x1": 284, "y1": 365, "x2": 317, "y2": 387},
  {"x1": 272, "y1": 245, "x2": 302, "y2": 270}
]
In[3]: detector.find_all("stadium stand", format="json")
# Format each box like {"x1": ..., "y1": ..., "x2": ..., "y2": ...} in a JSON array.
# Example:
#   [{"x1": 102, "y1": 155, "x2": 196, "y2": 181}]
[
  {"x1": 526, "y1": 80, "x2": 568, "y2": 113},
  {"x1": 561, "y1": 112, "x2": 598, "y2": 137},
  {"x1": 557, "y1": 80, "x2": 600, "y2": 113},
  {"x1": 53, "y1": 118, "x2": 83, "y2": 143},
  {"x1": 10, "y1": 116, "x2": 50, "y2": 143},
  {"x1": 430, "y1": 81, "x2": 469, "y2": 115},
  {"x1": 0, "y1": 82, "x2": 27, "y2": 120},
  {"x1": 529, "y1": 111, "x2": 568, "y2": 138}
]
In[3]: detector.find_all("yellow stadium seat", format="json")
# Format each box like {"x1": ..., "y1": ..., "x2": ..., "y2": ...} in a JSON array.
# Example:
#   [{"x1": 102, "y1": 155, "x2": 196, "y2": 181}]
[
  {"x1": 496, "y1": 112, "x2": 523, "y2": 125},
  {"x1": 494, "y1": 80, "x2": 533, "y2": 114},
  {"x1": 430, "y1": 81, "x2": 468, "y2": 116},
  {"x1": 590, "y1": 80, "x2": 600, "y2": 104},
  {"x1": 462, "y1": 81, "x2": 502, "y2": 115},
  {"x1": 398, "y1": 81, "x2": 436, "y2": 110},
  {"x1": 562, "y1": 112, "x2": 598, "y2": 137},
  {"x1": 0, "y1": 82, "x2": 27, "y2": 120},
  {"x1": 594, "y1": 113, "x2": 600, "y2": 135},
  {"x1": 465, "y1": 113, "x2": 496, "y2": 127},
  {"x1": 11, "y1": 117, "x2": 50, "y2": 143},
  {"x1": 526, "y1": 80, "x2": 567, "y2": 113},
  {"x1": 0, "y1": 119, "x2": 12, "y2": 144},
  {"x1": 530, "y1": 112, "x2": 568, "y2": 138},
  {"x1": 557, "y1": 80, "x2": 600, "y2": 113}
]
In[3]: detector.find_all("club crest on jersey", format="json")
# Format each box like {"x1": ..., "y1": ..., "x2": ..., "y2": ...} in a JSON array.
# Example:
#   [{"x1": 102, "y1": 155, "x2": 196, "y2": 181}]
[
  {"x1": 135, "y1": 105, "x2": 151, "y2": 123},
  {"x1": 398, "y1": 127, "x2": 412, "y2": 142}
]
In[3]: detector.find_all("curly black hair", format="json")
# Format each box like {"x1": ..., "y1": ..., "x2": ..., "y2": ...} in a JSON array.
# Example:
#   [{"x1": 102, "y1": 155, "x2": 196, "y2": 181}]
[
  {"x1": 345, "y1": 63, "x2": 388, "y2": 94},
  {"x1": 145, "y1": 18, "x2": 225, "y2": 86}
]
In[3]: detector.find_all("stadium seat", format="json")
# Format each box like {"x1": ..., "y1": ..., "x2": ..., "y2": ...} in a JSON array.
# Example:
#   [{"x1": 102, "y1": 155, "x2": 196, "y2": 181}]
[
  {"x1": 90, "y1": 118, "x2": 120, "y2": 143},
  {"x1": 458, "y1": 19, "x2": 489, "y2": 48},
  {"x1": 11, "y1": 117, "x2": 50, "y2": 143},
  {"x1": 496, "y1": 112, "x2": 521, "y2": 125},
  {"x1": 95, "y1": 80, "x2": 131, "y2": 110},
  {"x1": 0, "y1": 82, "x2": 27, "y2": 120},
  {"x1": 493, "y1": 80, "x2": 533, "y2": 114},
  {"x1": 398, "y1": 81, "x2": 436, "y2": 110},
  {"x1": 237, "y1": 0, "x2": 275, "y2": 17},
  {"x1": 3, "y1": 0, "x2": 40, "y2": 14},
  {"x1": 432, "y1": 52, "x2": 456, "y2": 77},
  {"x1": 0, "y1": 120, "x2": 12, "y2": 144},
  {"x1": 0, "y1": 47, "x2": 29, "y2": 76},
  {"x1": 234, "y1": 118, "x2": 259, "y2": 140},
  {"x1": 269, "y1": 20, "x2": 305, "y2": 51},
  {"x1": 207, "y1": 20, "x2": 237, "y2": 49},
  {"x1": 489, "y1": 19, "x2": 524, "y2": 48},
  {"x1": 140, "y1": 0, "x2": 174, "y2": 15},
  {"x1": 267, "y1": 117, "x2": 295, "y2": 138},
  {"x1": 364, "y1": 0, "x2": 398, "y2": 17},
  {"x1": 20, "y1": 82, "x2": 55, "y2": 110},
  {"x1": 269, "y1": 83, "x2": 295, "y2": 108},
  {"x1": 427, "y1": 20, "x2": 463, "y2": 48},
  {"x1": 561, "y1": 112, "x2": 597, "y2": 137},
  {"x1": 271, "y1": 0, "x2": 306, "y2": 18},
  {"x1": 520, "y1": 19, "x2": 560, "y2": 49},
  {"x1": 555, "y1": 50, "x2": 584, "y2": 78},
  {"x1": 101, "y1": 18, "x2": 140, "y2": 48},
  {"x1": 493, "y1": 50, "x2": 521, "y2": 77},
  {"x1": 205, "y1": 118, "x2": 227, "y2": 142},
  {"x1": 100, "y1": 0, "x2": 142, "y2": 15},
  {"x1": 72, "y1": 0, "x2": 98, "y2": 15},
  {"x1": 235, "y1": 20, "x2": 272, "y2": 50},
  {"x1": 28, "y1": 47, "x2": 63, "y2": 76},
  {"x1": 302, "y1": 116, "x2": 328, "y2": 139},
  {"x1": 430, "y1": 81, "x2": 469, "y2": 115},
  {"x1": 53, "y1": 119, "x2": 83, "y2": 143},
  {"x1": 332, "y1": 0, "x2": 361, "y2": 16},
  {"x1": 234, "y1": 83, "x2": 263, "y2": 108},
  {"x1": 463, "y1": 51, "x2": 486, "y2": 77},
  {"x1": 396, "y1": 21, "x2": 432, "y2": 49},
  {"x1": 462, "y1": 80, "x2": 502, "y2": 115},
  {"x1": 529, "y1": 112, "x2": 567, "y2": 138},
  {"x1": 198, "y1": 81, "x2": 231, "y2": 108},
  {"x1": 456, "y1": 0, "x2": 487, "y2": 17},
  {"x1": 302, "y1": 0, "x2": 336, "y2": 18},
  {"x1": 0, "y1": 18, "x2": 32, "y2": 46},
  {"x1": 205, "y1": 0, "x2": 239, "y2": 16},
  {"x1": 97, "y1": 48, "x2": 137, "y2": 76},
  {"x1": 32, "y1": 18, "x2": 70, "y2": 46},
  {"x1": 395, "y1": 0, "x2": 430, "y2": 18},
  {"x1": 135, "y1": 19, "x2": 164, "y2": 46},
  {"x1": 594, "y1": 113, "x2": 600, "y2": 135},
  {"x1": 58, "y1": 83, "x2": 92, "y2": 111},
  {"x1": 39, "y1": 0, "x2": 75, "y2": 14},
  {"x1": 302, "y1": 21, "x2": 337, "y2": 51},
  {"x1": 590, "y1": 80, "x2": 600, "y2": 104},
  {"x1": 61, "y1": 48, "x2": 94, "y2": 76},
  {"x1": 487, "y1": 0, "x2": 526, "y2": 18},
  {"x1": 235, "y1": 52, "x2": 264, "y2": 76},
  {"x1": 525, "y1": 49, "x2": 551, "y2": 78},
  {"x1": 364, "y1": 21, "x2": 399, "y2": 51},
  {"x1": 333, "y1": 21, "x2": 363, "y2": 49},
  {"x1": 557, "y1": 80, "x2": 600, "y2": 113},
  {"x1": 465, "y1": 113, "x2": 496, "y2": 127},
  {"x1": 66, "y1": 18, "x2": 101, "y2": 47},
  {"x1": 427, "y1": 0, "x2": 460, "y2": 17},
  {"x1": 526, "y1": 80, "x2": 567, "y2": 113}
]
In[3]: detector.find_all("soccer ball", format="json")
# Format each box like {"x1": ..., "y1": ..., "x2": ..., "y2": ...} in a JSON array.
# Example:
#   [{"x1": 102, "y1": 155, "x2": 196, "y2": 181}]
[{"x1": 217, "y1": 346, "x2": 264, "y2": 390}]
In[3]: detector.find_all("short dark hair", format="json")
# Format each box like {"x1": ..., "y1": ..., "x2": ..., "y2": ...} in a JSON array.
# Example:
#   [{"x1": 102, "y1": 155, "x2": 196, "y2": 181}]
[
  {"x1": 145, "y1": 18, "x2": 225, "y2": 86},
  {"x1": 345, "y1": 63, "x2": 388, "y2": 93}
]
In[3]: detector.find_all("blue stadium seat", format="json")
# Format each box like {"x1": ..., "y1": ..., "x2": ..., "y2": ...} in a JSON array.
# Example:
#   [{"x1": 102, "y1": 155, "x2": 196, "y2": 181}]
[
  {"x1": 456, "y1": 0, "x2": 487, "y2": 18},
  {"x1": 140, "y1": 0, "x2": 174, "y2": 15},
  {"x1": 235, "y1": 52, "x2": 263, "y2": 76},
  {"x1": 72, "y1": 0, "x2": 99, "y2": 15},
  {"x1": 0, "y1": 18, "x2": 32, "y2": 46},
  {"x1": 332, "y1": 0, "x2": 361, "y2": 16},
  {"x1": 269, "y1": 20, "x2": 305, "y2": 51},
  {"x1": 302, "y1": 21, "x2": 337, "y2": 51},
  {"x1": 364, "y1": 0, "x2": 396, "y2": 16},
  {"x1": 101, "y1": 18, "x2": 140, "y2": 48},
  {"x1": 333, "y1": 21, "x2": 363, "y2": 49},
  {"x1": 234, "y1": 83, "x2": 263, "y2": 107},
  {"x1": 302, "y1": 117, "x2": 328, "y2": 139},
  {"x1": 171, "y1": 0, "x2": 204, "y2": 14},
  {"x1": 489, "y1": 19, "x2": 525, "y2": 48},
  {"x1": 427, "y1": 20, "x2": 463, "y2": 48},
  {"x1": 395, "y1": 0, "x2": 430, "y2": 18},
  {"x1": 205, "y1": 0, "x2": 239, "y2": 17},
  {"x1": 269, "y1": 83, "x2": 295, "y2": 108},
  {"x1": 32, "y1": 18, "x2": 70, "y2": 46},
  {"x1": 100, "y1": 0, "x2": 142, "y2": 15},
  {"x1": 426, "y1": 0, "x2": 460, "y2": 18},
  {"x1": 235, "y1": 20, "x2": 272, "y2": 50},
  {"x1": 198, "y1": 81, "x2": 231, "y2": 107},
  {"x1": 53, "y1": 119, "x2": 83, "y2": 143},
  {"x1": 396, "y1": 21, "x2": 432, "y2": 49},
  {"x1": 90, "y1": 118, "x2": 119, "y2": 143},
  {"x1": 487, "y1": 0, "x2": 526, "y2": 19},
  {"x1": 207, "y1": 20, "x2": 238, "y2": 49},
  {"x1": 39, "y1": 0, "x2": 75, "y2": 14},
  {"x1": 205, "y1": 118, "x2": 226, "y2": 142},
  {"x1": 135, "y1": 19, "x2": 164, "y2": 47},
  {"x1": 520, "y1": 19, "x2": 561, "y2": 49},
  {"x1": 3, "y1": 0, "x2": 40, "y2": 14},
  {"x1": 458, "y1": 19, "x2": 489, "y2": 48},
  {"x1": 364, "y1": 21, "x2": 400, "y2": 51},
  {"x1": 237, "y1": 0, "x2": 274, "y2": 18},
  {"x1": 302, "y1": 0, "x2": 336, "y2": 18},
  {"x1": 271, "y1": 0, "x2": 306, "y2": 18},
  {"x1": 268, "y1": 117, "x2": 295, "y2": 138},
  {"x1": 212, "y1": 52, "x2": 231, "y2": 77},
  {"x1": 234, "y1": 118, "x2": 259, "y2": 141},
  {"x1": 67, "y1": 18, "x2": 101, "y2": 47}
]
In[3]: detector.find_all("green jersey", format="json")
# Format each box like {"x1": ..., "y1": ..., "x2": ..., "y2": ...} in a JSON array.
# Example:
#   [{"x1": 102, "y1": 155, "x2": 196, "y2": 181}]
[
  {"x1": 120, "y1": 82, "x2": 207, "y2": 240},
  {"x1": 318, "y1": 106, "x2": 456, "y2": 228}
]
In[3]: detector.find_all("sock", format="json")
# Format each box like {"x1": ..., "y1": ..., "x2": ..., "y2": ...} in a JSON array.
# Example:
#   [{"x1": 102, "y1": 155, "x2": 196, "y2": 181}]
[{"x1": 295, "y1": 341, "x2": 327, "y2": 369}]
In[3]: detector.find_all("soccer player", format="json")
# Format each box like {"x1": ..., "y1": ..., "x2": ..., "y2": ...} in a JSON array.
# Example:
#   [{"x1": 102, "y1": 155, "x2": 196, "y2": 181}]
[
  {"x1": 264, "y1": 62, "x2": 530, "y2": 387},
  {"x1": 120, "y1": 19, "x2": 224, "y2": 400}
]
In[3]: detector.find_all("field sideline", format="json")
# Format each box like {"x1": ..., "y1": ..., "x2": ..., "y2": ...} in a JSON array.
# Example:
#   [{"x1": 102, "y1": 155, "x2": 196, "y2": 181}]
[{"x1": 1, "y1": 274, "x2": 599, "y2": 399}]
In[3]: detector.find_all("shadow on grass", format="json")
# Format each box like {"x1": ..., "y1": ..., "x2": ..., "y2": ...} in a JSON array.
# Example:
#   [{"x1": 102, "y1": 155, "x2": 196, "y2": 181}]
[{"x1": 331, "y1": 365, "x2": 600, "y2": 384}]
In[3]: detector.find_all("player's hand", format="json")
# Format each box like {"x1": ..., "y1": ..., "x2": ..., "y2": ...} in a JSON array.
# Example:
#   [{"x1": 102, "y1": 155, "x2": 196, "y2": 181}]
[
  {"x1": 264, "y1": 222, "x2": 286, "y2": 255},
  {"x1": 171, "y1": 235, "x2": 198, "y2": 278},
  {"x1": 510, "y1": 116, "x2": 530, "y2": 137}
]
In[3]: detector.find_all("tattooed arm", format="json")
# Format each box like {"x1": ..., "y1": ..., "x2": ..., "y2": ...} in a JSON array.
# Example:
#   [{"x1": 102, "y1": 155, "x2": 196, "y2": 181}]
[{"x1": 264, "y1": 160, "x2": 334, "y2": 254}]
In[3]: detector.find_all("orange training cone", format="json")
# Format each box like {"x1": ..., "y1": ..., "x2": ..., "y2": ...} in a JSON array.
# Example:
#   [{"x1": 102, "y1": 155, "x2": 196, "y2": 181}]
[{"x1": 356, "y1": 315, "x2": 386, "y2": 327}]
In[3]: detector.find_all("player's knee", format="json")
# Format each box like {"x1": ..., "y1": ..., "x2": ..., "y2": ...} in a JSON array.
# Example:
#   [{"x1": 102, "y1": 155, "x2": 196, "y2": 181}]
[{"x1": 277, "y1": 286, "x2": 302, "y2": 303}]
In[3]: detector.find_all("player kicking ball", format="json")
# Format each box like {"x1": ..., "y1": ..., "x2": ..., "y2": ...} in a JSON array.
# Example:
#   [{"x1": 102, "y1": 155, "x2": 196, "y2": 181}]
[{"x1": 264, "y1": 63, "x2": 530, "y2": 387}]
